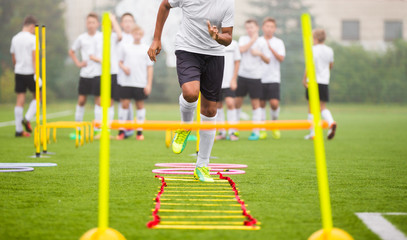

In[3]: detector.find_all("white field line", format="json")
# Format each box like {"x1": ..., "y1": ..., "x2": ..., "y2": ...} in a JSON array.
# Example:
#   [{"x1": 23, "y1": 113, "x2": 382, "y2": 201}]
[
  {"x1": 0, "y1": 110, "x2": 73, "y2": 128},
  {"x1": 355, "y1": 212, "x2": 407, "y2": 240}
]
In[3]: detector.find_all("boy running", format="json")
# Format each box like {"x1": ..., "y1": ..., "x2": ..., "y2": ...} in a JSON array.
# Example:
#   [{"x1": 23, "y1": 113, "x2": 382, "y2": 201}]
[
  {"x1": 235, "y1": 19, "x2": 270, "y2": 141},
  {"x1": 69, "y1": 13, "x2": 102, "y2": 127},
  {"x1": 303, "y1": 29, "x2": 337, "y2": 140},
  {"x1": 10, "y1": 16, "x2": 39, "y2": 137},
  {"x1": 148, "y1": 0, "x2": 234, "y2": 182},
  {"x1": 259, "y1": 17, "x2": 285, "y2": 140},
  {"x1": 215, "y1": 39, "x2": 241, "y2": 141},
  {"x1": 117, "y1": 25, "x2": 153, "y2": 140}
]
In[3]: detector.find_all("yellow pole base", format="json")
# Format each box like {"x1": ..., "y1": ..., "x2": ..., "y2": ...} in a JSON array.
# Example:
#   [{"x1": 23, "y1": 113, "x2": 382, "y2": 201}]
[
  {"x1": 309, "y1": 228, "x2": 353, "y2": 240},
  {"x1": 80, "y1": 228, "x2": 126, "y2": 240}
]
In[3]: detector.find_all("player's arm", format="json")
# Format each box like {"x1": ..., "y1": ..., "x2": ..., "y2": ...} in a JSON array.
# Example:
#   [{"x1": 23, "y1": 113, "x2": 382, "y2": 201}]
[
  {"x1": 207, "y1": 22, "x2": 233, "y2": 47},
  {"x1": 119, "y1": 61, "x2": 130, "y2": 76},
  {"x1": 110, "y1": 13, "x2": 122, "y2": 41},
  {"x1": 11, "y1": 53, "x2": 16, "y2": 66},
  {"x1": 89, "y1": 55, "x2": 101, "y2": 63},
  {"x1": 329, "y1": 62, "x2": 334, "y2": 69},
  {"x1": 69, "y1": 49, "x2": 87, "y2": 68},
  {"x1": 251, "y1": 48, "x2": 270, "y2": 64},
  {"x1": 148, "y1": 0, "x2": 172, "y2": 62},
  {"x1": 302, "y1": 71, "x2": 308, "y2": 88},
  {"x1": 230, "y1": 60, "x2": 240, "y2": 91},
  {"x1": 144, "y1": 66, "x2": 154, "y2": 95},
  {"x1": 239, "y1": 35, "x2": 258, "y2": 53},
  {"x1": 267, "y1": 42, "x2": 285, "y2": 62}
]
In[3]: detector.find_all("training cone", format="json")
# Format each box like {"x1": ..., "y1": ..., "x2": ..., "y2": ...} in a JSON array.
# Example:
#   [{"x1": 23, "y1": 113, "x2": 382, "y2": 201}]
[
  {"x1": 309, "y1": 228, "x2": 353, "y2": 240},
  {"x1": 80, "y1": 228, "x2": 126, "y2": 240}
]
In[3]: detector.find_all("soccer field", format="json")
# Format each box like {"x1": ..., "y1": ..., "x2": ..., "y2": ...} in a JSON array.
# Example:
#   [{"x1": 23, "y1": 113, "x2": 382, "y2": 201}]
[{"x1": 0, "y1": 103, "x2": 406, "y2": 240}]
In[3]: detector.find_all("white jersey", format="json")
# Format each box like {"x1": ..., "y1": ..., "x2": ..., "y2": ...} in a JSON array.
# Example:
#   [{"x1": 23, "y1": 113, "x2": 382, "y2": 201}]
[
  {"x1": 94, "y1": 32, "x2": 120, "y2": 75},
  {"x1": 71, "y1": 31, "x2": 101, "y2": 78},
  {"x1": 117, "y1": 43, "x2": 153, "y2": 88},
  {"x1": 313, "y1": 44, "x2": 334, "y2": 85},
  {"x1": 222, "y1": 40, "x2": 241, "y2": 89},
  {"x1": 261, "y1": 36, "x2": 286, "y2": 83},
  {"x1": 168, "y1": 0, "x2": 234, "y2": 56},
  {"x1": 238, "y1": 35, "x2": 268, "y2": 79},
  {"x1": 10, "y1": 31, "x2": 36, "y2": 75}
]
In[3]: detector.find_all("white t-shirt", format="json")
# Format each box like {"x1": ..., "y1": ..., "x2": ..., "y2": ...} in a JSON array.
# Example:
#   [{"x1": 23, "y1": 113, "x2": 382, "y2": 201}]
[
  {"x1": 312, "y1": 44, "x2": 334, "y2": 85},
  {"x1": 94, "y1": 33, "x2": 120, "y2": 75},
  {"x1": 261, "y1": 36, "x2": 286, "y2": 83},
  {"x1": 71, "y1": 31, "x2": 101, "y2": 78},
  {"x1": 117, "y1": 43, "x2": 154, "y2": 88},
  {"x1": 10, "y1": 31, "x2": 36, "y2": 75},
  {"x1": 168, "y1": 0, "x2": 234, "y2": 56},
  {"x1": 238, "y1": 36, "x2": 268, "y2": 79},
  {"x1": 222, "y1": 40, "x2": 241, "y2": 89}
]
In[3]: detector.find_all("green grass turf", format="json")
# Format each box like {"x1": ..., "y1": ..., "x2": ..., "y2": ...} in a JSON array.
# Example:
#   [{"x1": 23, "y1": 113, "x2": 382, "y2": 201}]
[{"x1": 0, "y1": 103, "x2": 406, "y2": 240}]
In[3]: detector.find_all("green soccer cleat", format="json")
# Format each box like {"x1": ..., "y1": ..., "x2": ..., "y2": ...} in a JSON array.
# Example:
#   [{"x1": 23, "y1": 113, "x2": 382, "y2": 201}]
[
  {"x1": 271, "y1": 130, "x2": 281, "y2": 139},
  {"x1": 248, "y1": 132, "x2": 259, "y2": 141},
  {"x1": 194, "y1": 166, "x2": 214, "y2": 182},
  {"x1": 172, "y1": 129, "x2": 191, "y2": 154},
  {"x1": 259, "y1": 130, "x2": 267, "y2": 140}
]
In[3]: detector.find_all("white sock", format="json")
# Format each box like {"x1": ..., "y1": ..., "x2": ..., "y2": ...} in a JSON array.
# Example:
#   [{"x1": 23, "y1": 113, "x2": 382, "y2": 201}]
[
  {"x1": 308, "y1": 113, "x2": 315, "y2": 135},
  {"x1": 252, "y1": 108, "x2": 262, "y2": 135},
  {"x1": 179, "y1": 94, "x2": 197, "y2": 123},
  {"x1": 75, "y1": 105, "x2": 85, "y2": 122},
  {"x1": 227, "y1": 109, "x2": 237, "y2": 135},
  {"x1": 108, "y1": 106, "x2": 114, "y2": 121},
  {"x1": 94, "y1": 105, "x2": 102, "y2": 122},
  {"x1": 270, "y1": 107, "x2": 280, "y2": 121},
  {"x1": 136, "y1": 108, "x2": 146, "y2": 132},
  {"x1": 260, "y1": 107, "x2": 266, "y2": 121},
  {"x1": 15, "y1": 106, "x2": 23, "y2": 132},
  {"x1": 128, "y1": 102, "x2": 134, "y2": 120},
  {"x1": 217, "y1": 108, "x2": 226, "y2": 136},
  {"x1": 118, "y1": 108, "x2": 128, "y2": 131},
  {"x1": 236, "y1": 108, "x2": 241, "y2": 121},
  {"x1": 196, "y1": 114, "x2": 217, "y2": 168},
  {"x1": 321, "y1": 109, "x2": 334, "y2": 126},
  {"x1": 24, "y1": 100, "x2": 37, "y2": 121}
]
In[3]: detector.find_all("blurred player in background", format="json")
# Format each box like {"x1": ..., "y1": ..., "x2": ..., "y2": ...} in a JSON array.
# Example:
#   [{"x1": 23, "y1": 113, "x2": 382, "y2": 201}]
[
  {"x1": 117, "y1": 25, "x2": 153, "y2": 140},
  {"x1": 235, "y1": 19, "x2": 270, "y2": 141},
  {"x1": 215, "y1": 39, "x2": 241, "y2": 141},
  {"x1": 259, "y1": 17, "x2": 285, "y2": 140},
  {"x1": 69, "y1": 13, "x2": 102, "y2": 132},
  {"x1": 10, "y1": 16, "x2": 39, "y2": 137},
  {"x1": 303, "y1": 29, "x2": 336, "y2": 140}
]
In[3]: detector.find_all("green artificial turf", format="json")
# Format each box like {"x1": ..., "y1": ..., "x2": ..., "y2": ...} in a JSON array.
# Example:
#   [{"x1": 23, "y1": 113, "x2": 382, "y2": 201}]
[{"x1": 0, "y1": 103, "x2": 406, "y2": 240}]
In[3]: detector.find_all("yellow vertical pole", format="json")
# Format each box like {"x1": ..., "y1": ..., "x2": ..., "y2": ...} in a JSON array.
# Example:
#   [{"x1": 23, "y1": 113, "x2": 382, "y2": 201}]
[
  {"x1": 35, "y1": 25, "x2": 41, "y2": 158},
  {"x1": 98, "y1": 13, "x2": 111, "y2": 231},
  {"x1": 196, "y1": 92, "x2": 201, "y2": 154},
  {"x1": 41, "y1": 25, "x2": 47, "y2": 153},
  {"x1": 301, "y1": 12, "x2": 334, "y2": 231}
]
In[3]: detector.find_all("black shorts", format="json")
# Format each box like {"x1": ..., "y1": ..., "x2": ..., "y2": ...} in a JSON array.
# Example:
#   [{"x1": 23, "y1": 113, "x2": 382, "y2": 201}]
[
  {"x1": 78, "y1": 77, "x2": 94, "y2": 96},
  {"x1": 261, "y1": 83, "x2": 280, "y2": 101},
  {"x1": 306, "y1": 84, "x2": 329, "y2": 102},
  {"x1": 119, "y1": 86, "x2": 147, "y2": 101},
  {"x1": 175, "y1": 50, "x2": 224, "y2": 102},
  {"x1": 92, "y1": 76, "x2": 101, "y2": 96},
  {"x1": 15, "y1": 74, "x2": 36, "y2": 93},
  {"x1": 219, "y1": 88, "x2": 235, "y2": 101},
  {"x1": 111, "y1": 74, "x2": 120, "y2": 101},
  {"x1": 235, "y1": 76, "x2": 262, "y2": 99}
]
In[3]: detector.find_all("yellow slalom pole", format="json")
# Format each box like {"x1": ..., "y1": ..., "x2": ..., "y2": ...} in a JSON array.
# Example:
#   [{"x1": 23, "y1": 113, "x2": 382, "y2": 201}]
[
  {"x1": 301, "y1": 14, "x2": 353, "y2": 240},
  {"x1": 81, "y1": 13, "x2": 125, "y2": 240},
  {"x1": 196, "y1": 92, "x2": 201, "y2": 154},
  {"x1": 35, "y1": 25, "x2": 41, "y2": 158},
  {"x1": 41, "y1": 25, "x2": 47, "y2": 153}
]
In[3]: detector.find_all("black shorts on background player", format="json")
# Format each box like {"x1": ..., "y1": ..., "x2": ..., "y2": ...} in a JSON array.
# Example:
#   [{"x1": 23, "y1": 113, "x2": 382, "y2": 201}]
[
  {"x1": 78, "y1": 77, "x2": 93, "y2": 95},
  {"x1": 120, "y1": 86, "x2": 147, "y2": 101},
  {"x1": 175, "y1": 50, "x2": 224, "y2": 102},
  {"x1": 111, "y1": 74, "x2": 120, "y2": 101},
  {"x1": 261, "y1": 83, "x2": 280, "y2": 101},
  {"x1": 235, "y1": 76, "x2": 262, "y2": 99},
  {"x1": 92, "y1": 76, "x2": 101, "y2": 96},
  {"x1": 306, "y1": 84, "x2": 329, "y2": 102},
  {"x1": 219, "y1": 88, "x2": 235, "y2": 101},
  {"x1": 15, "y1": 74, "x2": 36, "y2": 93}
]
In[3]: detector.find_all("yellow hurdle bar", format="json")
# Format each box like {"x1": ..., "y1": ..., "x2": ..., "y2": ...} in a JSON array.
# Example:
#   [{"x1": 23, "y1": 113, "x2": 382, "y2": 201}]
[
  {"x1": 102, "y1": 119, "x2": 329, "y2": 131},
  {"x1": 153, "y1": 225, "x2": 260, "y2": 230},
  {"x1": 98, "y1": 13, "x2": 112, "y2": 231},
  {"x1": 41, "y1": 25, "x2": 47, "y2": 153},
  {"x1": 34, "y1": 25, "x2": 41, "y2": 157},
  {"x1": 301, "y1": 14, "x2": 333, "y2": 232}
]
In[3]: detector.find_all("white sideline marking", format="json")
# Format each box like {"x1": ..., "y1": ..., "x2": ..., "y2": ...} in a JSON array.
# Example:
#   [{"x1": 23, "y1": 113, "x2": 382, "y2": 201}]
[
  {"x1": 355, "y1": 212, "x2": 407, "y2": 240},
  {"x1": 0, "y1": 110, "x2": 73, "y2": 128}
]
